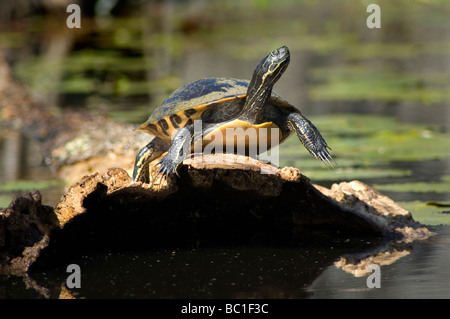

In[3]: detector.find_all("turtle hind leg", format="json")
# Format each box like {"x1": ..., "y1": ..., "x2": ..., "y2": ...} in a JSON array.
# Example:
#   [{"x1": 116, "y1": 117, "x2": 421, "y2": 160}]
[
  {"x1": 287, "y1": 112, "x2": 335, "y2": 167},
  {"x1": 132, "y1": 137, "x2": 168, "y2": 183}
]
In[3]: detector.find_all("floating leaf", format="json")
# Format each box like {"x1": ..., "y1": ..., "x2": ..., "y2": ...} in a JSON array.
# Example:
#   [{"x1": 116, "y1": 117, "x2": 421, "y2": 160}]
[
  {"x1": 398, "y1": 201, "x2": 450, "y2": 225},
  {"x1": 373, "y1": 182, "x2": 450, "y2": 194},
  {"x1": 0, "y1": 180, "x2": 63, "y2": 192}
]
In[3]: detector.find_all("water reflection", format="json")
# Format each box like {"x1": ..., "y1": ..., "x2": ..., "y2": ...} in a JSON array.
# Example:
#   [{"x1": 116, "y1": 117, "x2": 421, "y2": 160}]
[
  {"x1": 309, "y1": 226, "x2": 450, "y2": 298},
  {"x1": 0, "y1": 130, "x2": 65, "y2": 208},
  {"x1": 1, "y1": 226, "x2": 446, "y2": 299},
  {"x1": 1, "y1": 130, "x2": 25, "y2": 181}
]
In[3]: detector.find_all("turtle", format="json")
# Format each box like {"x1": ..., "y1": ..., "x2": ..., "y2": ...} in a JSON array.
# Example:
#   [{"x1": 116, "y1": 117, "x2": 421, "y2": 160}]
[{"x1": 132, "y1": 45, "x2": 332, "y2": 183}]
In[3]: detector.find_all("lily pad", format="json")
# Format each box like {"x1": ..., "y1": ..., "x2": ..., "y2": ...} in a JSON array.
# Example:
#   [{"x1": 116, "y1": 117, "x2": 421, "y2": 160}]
[
  {"x1": 0, "y1": 195, "x2": 13, "y2": 209},
  {"x1": 0, "y1": 180, "x2": 63, "y2": 192},
  {"x1": 280, "y1": 114, "x2": 450, "y2": 167},
  {"x1": 373, "y1": 182, "x2": 450, "y2": 194},
  {"x1": 398, "y1": 201, "x2": 450, "y2": 225}
]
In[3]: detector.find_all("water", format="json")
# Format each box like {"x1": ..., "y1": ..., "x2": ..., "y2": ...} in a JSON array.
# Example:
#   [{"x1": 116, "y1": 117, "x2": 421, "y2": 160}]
[
  {"x1": 0, "y1": 0, "x2": 449, "y2": 299},
  {"x1": 1, "y1": 226, "x2": 448, "y2": 299},
  {"x1": 309, "y1": 226, "x2": 450, "y2": 298}
]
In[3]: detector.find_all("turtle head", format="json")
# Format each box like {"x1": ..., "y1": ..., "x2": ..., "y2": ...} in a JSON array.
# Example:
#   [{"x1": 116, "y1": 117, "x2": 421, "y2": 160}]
[
  {"x1": 240, "y1": 46, "x2": 290, "y2": 123},
  {"x1": 256, "y1": 46, "x2": 290, "y2": 85}
]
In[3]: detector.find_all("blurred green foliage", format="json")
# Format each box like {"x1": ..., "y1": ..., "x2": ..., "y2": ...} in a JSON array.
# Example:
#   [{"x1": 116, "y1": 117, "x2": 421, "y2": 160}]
[{"x1": 1, "y1": 0, "x2": 449, "y2": 224}]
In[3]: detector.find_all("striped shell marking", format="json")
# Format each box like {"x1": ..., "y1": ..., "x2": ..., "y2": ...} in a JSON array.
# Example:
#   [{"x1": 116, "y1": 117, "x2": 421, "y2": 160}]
[{"x1": 137, "y1": 77, "x2": 290, "y2": 142}]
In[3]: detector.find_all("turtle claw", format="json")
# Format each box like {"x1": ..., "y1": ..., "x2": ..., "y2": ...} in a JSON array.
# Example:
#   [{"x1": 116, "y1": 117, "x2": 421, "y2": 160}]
[
  {"x1": 315, "y1": 146, "x2": 337, "y2": 169},
  {"x1": 156, "y1": 157, "x2": 179, "y2": 177}
]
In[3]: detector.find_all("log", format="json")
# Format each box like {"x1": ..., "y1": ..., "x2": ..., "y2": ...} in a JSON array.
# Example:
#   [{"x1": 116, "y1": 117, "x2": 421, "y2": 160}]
[{"x1": 1, "y1": 154, "x2": 431, "y2": 276}]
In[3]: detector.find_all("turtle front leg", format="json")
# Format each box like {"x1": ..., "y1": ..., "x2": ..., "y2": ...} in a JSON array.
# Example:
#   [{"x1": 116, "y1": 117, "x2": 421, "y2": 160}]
[
  {"x1": 157, "y1": 125, "x2": 198, "y2": 176},
  {"x1": 286, "y1": 112, "x2": 334, "y2": 166},
  {"x1": 133, "y1": 137, "x2": 169, "y2": 183},
  {"x1": 157, "y1": 122, "x2": 223, "y2": 176}
]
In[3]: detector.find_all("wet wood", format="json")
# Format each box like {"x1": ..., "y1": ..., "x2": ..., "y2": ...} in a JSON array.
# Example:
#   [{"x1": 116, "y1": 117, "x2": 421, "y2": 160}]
[{"x1": 1, "y1": 155, "x2": 431, "y2": 275}]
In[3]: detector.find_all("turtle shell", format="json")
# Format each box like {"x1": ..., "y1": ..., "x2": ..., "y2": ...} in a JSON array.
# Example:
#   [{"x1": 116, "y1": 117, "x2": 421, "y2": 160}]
[{"x1": 137, "y1": 77, "x2": 290, "y2": 142}]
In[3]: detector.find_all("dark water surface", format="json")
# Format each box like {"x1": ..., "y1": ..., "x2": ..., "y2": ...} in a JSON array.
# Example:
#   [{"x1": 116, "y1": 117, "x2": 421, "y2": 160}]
[
  {"x1": 1, "y1": 226, "x2": 448, "y2": 299},
  {"x1": 309, "y1": 225, "x2": 450, "y2": 298}
]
